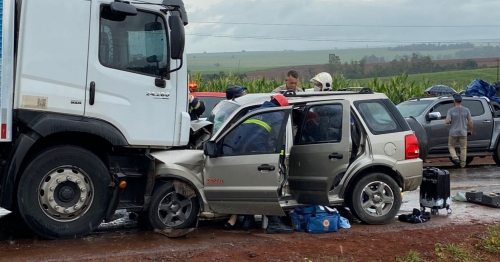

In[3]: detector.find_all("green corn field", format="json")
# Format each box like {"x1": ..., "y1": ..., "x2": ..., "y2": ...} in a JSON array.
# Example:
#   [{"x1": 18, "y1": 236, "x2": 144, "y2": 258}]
[{"x1": 190, "y1": 73, "x2": 465, "y2": 105}]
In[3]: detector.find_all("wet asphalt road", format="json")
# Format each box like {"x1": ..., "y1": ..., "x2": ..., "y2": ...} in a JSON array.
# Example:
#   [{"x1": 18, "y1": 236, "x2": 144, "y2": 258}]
[{"x1": 0, "y1": 163, "x2": 499, "y2": 261}]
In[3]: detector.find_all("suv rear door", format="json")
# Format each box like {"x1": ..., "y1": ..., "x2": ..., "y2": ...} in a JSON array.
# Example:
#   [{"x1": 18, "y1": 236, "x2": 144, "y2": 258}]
[
  {"x1": 288, "y1": 100, "x2": 351, "y2": 205},
  {"x1": 203, "y1": 106, "x2": 291, "y2": 216}
]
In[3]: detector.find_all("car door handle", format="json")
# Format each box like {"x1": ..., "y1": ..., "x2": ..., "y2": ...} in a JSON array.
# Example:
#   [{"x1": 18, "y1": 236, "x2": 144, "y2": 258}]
[
  {"x1": 89, "y1": 81, "x2": 96, "y2": 105},
  {"x1": 483, "y1": 120, "x2": 491, "y2": 123},
  {"x1": 258, "y1": 164, "x2": 275, "y2": 171},
  {"x1": 329, "y1": 153, "x2": 344, "y2": 160}
]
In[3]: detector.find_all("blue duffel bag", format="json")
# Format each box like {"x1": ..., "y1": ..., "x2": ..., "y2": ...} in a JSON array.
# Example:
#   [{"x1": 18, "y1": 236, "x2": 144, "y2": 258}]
[{"x1": 290, "y1": 205, "x2": 341, "y2": 234}]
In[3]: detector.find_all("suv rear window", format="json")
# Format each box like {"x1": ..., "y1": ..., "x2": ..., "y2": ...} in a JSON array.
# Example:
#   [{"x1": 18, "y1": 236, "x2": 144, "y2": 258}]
[{"x1": 355, "y1": 100, "x2": 401, "y2": 135}]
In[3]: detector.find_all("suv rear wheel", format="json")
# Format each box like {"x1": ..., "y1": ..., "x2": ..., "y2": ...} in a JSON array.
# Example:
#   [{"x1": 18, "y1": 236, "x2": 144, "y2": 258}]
[{"x1": 349, "y1": 173, "x2": 401, "y2": 225}]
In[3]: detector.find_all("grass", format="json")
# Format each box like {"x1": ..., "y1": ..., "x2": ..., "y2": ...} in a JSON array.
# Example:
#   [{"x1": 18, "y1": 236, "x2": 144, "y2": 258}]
[
  {"x1": 395, "y1": 250, "x2": 430, "y2": 262},
  {"x1": 187, "y1": 47, "x2": 472, "y2": 74},
  {"x1": 357, "y1": 68, "x2": 499, "y2": 90},
  {"x1": 479, "y1": 224, "x2": 500, "y2": 254}
]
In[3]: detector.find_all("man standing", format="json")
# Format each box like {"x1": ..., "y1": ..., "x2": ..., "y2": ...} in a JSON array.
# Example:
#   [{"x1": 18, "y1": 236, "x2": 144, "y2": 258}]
[
  {"x1": 232, "y1": 94, "x2": 294, "y2": 234},
  {"x1": 445, "y1": 94, "x2": 473, "y2": 168},
  {"x1": 272, "y1": 70, "x2": 304, "y2": 93}
]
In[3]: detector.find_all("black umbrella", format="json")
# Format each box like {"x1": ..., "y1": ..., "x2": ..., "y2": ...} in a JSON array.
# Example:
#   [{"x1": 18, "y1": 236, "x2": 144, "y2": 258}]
[{"x1": 424, "y1": 85, "x2": 457, "y2": 96}]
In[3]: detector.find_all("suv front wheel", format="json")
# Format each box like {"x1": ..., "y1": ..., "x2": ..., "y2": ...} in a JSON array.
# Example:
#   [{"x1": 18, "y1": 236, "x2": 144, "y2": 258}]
[{"x1": 349, "y1": 173, "x2": 401, "y2": 225}]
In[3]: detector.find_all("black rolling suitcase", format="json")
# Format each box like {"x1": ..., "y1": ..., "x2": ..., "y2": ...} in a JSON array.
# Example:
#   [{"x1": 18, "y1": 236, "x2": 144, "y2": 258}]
[{"x1": 420, "y1": 167, "x2": 452, "y2": 215}]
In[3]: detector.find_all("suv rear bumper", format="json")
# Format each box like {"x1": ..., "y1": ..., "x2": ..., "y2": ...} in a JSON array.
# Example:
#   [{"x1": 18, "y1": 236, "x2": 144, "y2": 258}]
[{"x1": 394, "y1": 159, "x2": 423, "y2": 191}]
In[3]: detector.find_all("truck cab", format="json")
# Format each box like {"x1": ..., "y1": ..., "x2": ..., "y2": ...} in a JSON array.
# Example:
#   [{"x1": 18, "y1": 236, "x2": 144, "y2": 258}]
[{"x1": 0, "y1": 0, "x2": 193, "y2": 239}]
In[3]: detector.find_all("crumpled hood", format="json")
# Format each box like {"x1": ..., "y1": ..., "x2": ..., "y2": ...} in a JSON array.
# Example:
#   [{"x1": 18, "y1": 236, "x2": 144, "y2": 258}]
[{"x1": 150, "y1": 150, "x2": 205, "y2": 175}]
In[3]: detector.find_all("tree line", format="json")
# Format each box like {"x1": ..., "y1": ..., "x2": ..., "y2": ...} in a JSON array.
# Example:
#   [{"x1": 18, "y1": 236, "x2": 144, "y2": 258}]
[
  {"x1": 329, "y1": 53, "x2": 484, "y2": 79},
  {"x1": 388, "y1": 43, "x2": 475, "y2": 51}
]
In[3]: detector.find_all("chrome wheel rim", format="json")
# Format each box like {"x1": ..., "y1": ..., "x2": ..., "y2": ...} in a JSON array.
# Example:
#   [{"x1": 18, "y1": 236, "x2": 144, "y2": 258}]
[
  {"x1": 38, "y1": 166, "x2": 94, "y2": 222},
  {"x1": 360, "y1": 180, "x2": 394, "y2": 217}
]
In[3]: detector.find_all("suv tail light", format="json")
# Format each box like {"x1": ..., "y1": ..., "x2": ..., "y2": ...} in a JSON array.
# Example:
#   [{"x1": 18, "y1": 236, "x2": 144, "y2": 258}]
[{"x1": 405, "y1": 134, "x2": 419, "y2": 159}]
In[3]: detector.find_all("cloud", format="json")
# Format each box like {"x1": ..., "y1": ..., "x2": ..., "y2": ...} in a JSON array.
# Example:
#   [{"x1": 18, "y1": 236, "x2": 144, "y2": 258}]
[{"x1": 183, "y1": 0, "x2": 500, "y2": 53}]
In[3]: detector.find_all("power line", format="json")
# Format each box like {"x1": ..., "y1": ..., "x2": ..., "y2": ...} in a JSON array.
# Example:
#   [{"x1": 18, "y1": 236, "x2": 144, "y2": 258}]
[
  {"x1": 190, "y1": 21, "x2": 500, "y2": 28},
  {"x1": 186, "y1": 33, "x2": 500, "y2": 43}
]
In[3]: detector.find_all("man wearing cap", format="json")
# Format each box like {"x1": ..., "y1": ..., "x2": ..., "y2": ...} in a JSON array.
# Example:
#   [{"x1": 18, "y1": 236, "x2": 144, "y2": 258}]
[
  {"x1": 445, "y1": 94, "x2": 473, "y2": 168},
  {"x1": 226, "y1": 85, "x2": 247, "y2": 100},
  {"x1": 272, "y1": 70, "x2": 304, "y2": 93}
]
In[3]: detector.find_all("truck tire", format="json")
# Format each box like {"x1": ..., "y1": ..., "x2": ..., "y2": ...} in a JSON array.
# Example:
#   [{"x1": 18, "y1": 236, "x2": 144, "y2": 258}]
[
  {"x1": 146, "y1": 182, "x2": 199, "y2": 230},
  {"x1": 494, "y1": 143, "x2": 500, "y2": 166},
  {"x1": 405, "y1": 117, "x2": 428, "y2": 161},
  {"x1": 16, "y1": 146, "x2": 111, "y2": 239},
  {"x1": 348, "y1": 173, "x2": 401, "y2": 225}
]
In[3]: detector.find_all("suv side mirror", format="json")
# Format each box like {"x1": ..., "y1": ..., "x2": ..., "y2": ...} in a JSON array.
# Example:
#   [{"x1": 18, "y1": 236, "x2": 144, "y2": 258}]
[
  {"x1": 427, "y1": 112, "x2": 441, "y2": 120},
  {"x1": 204, "y1": 141, "x2": 218, "y2": 158}
]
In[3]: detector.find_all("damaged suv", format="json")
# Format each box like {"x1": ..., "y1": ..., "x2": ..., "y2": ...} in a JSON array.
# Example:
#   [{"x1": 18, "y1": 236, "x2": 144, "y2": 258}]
[{"x1": 148, "y1": 88, "x2": 423, "y2": 230}]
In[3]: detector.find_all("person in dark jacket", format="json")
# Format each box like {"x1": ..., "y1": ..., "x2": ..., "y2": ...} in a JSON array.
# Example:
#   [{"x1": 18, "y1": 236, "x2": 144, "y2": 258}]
[
  {"x1": 226, "y1": 85, "x2": 247, "y2": 100},
  {"x1": 189, "y1": 91, "x2": 205, "y2": 120},
  {"x1": 231, "y1": 94, "x2": 294, "y2": 234}
]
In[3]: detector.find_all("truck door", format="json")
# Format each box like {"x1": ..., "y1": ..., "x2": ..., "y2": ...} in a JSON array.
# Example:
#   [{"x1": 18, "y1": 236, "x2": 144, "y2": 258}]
[
  {"x1": 85, "y1": 2, "x2": 177, "y2": 146},
  {"x1": 288, "y1": 100, "x2": 351, "y2": 205},
  {"x1": 462, "y1": 100, "x2": 492, "y2": 149},
  {"x1": 203, "y1": 107, "x2": 291, "y2": 216},
  {"x1": 427, "y1": 99, "x2": 492, "y2": 152}
]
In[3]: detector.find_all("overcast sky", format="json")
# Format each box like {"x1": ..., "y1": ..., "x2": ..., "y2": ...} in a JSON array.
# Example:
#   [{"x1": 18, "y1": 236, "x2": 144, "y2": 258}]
[{"x1": 183, "y1": 0, "x2": 500, "y2": 54}]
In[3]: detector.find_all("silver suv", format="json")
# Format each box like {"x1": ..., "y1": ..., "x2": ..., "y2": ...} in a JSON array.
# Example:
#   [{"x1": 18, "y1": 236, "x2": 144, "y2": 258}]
[{"x1": 148, "y1": 88, "x2": 423, "y2": 230}]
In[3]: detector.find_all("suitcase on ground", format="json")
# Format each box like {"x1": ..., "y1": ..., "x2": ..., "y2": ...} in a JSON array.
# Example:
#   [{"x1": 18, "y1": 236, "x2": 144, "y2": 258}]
[{"x1": 419, "y1": 167, "x2": 452, "y2": 215}]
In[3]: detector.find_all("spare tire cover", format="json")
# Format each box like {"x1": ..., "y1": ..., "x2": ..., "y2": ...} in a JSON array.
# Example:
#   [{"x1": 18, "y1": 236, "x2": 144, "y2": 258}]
[{"x1": 405, "y1": 117, "x2": 428, "y2": 161}]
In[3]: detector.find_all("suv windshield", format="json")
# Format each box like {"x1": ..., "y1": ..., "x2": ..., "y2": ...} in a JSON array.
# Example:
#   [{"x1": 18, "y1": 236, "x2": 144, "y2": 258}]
[
  {"x1": 207, "y1": 100, "x2": 240, "y2": 134},
  {"x1": 396, "y1": 100, "x2": 433, "y2": 118}
]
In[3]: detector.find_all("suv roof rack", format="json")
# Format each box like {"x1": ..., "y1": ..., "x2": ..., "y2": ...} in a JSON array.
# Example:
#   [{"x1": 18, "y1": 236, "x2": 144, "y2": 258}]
[{"x1": 281, "y1": 87, "x2": 373, "y2": 97}]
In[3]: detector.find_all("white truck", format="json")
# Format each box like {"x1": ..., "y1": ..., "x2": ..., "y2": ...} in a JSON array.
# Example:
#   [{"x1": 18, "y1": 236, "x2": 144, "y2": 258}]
[{"x1": 0, "y1": 0, "x2": 193, "y2": 239}]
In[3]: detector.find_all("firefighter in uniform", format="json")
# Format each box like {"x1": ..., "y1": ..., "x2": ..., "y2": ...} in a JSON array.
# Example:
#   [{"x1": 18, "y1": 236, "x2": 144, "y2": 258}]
[{"x1": 232, "y1": 94, "x2": 294, "y2": 234}]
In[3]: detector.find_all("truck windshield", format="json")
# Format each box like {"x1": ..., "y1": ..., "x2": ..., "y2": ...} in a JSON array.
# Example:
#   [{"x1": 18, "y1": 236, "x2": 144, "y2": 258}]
[
  {"x1": 207, "y1": 101, "x2": 240, "y2": 134},
  {"x1": 396, "y1": 100, "x2": 433, "y2": 118},
  {"x1": 99, "y1": 6, "x2": 168, "y2": 77}
]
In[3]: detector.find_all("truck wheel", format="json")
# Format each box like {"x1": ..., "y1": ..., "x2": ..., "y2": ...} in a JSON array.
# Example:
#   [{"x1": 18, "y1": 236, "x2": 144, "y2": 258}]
[
  {"x1": 147, "y1": 182, "x2": 199, "y2": 230},
  {"x1": 349, "y1": 173, "x2": 401, "y2": 225},
  {"x1": 17, "y1": 146, "x2": 111, "y2": 239}
]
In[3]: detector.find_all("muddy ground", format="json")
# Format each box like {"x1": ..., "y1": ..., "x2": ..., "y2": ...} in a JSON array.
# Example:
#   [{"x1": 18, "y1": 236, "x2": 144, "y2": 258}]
[{"x1": 0, "y1": 157, "x2": 499, "y2": 262}]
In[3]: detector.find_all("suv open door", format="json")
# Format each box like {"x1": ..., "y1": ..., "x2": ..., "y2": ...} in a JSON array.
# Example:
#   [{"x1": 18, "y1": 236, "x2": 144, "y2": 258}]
[
  {"x1": 203, "y1": 106, "x2": 291, "y2": 216},
  {"x1": 288, "y1": 100, "x2": 351, "y2": 205}
]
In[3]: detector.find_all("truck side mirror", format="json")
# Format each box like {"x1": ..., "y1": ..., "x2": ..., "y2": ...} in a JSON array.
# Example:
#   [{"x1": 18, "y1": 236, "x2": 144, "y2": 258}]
[
  {"x1": 169, "y1": 15, "x2": 185, "y2": 60},
  {"x1": 427, "y1": 112, "x2": 441, "y2": 121},
  {"x1": 204, "y1": 141, "x2": 218, "y2": 158},
  {"x1": 110, "y1": 2, "x2": 137, "y2": 16}
]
